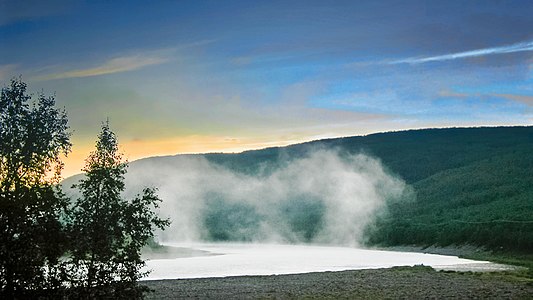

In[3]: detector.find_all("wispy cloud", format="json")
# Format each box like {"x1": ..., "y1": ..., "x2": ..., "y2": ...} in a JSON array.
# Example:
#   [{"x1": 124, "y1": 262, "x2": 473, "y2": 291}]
[
  {"x1": 35, "y1": 54, "x2": 169, "y2": 80},
  {"x1": 438, "y1": 89, "x2": 533, "y2": 107},
  {"x1": 175, "y1": 39, "x2": 218, "y2": 50},
  {"x1": 437, "y1": 89, "x2": 470, "y2": 98},
  {"x1": 495, "y1": 94, "x2": 533, "y2": 107},
  {"x1": 390, "y1": 40, "x2": 533, "y2": 65},
  {"x1": 0, "y1": 0, "x2": 77, "y2": 26},
  {"x1": 0, "y1": 64, "x2": 18, "y2": 81}
]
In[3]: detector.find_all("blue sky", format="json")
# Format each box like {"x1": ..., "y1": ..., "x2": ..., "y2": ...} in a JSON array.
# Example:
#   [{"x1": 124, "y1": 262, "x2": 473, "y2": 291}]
[{"x1": 1, "y1": 0, "x2": 532, "y2": 176}]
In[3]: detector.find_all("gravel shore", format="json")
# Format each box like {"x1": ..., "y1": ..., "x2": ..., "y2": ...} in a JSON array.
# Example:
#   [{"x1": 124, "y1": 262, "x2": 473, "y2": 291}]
[{"x1": 142, "y1": 266, "x2": 533, "y2": 299}]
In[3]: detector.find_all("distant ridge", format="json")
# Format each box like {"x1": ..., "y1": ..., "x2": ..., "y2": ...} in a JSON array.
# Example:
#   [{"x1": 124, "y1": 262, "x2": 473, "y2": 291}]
[
  {"x1": 63, "y1": 126, "x2": 533, "y2": 251},
  {"x1": 203, "y1": 126, "x2": 532, "y2": 183}
]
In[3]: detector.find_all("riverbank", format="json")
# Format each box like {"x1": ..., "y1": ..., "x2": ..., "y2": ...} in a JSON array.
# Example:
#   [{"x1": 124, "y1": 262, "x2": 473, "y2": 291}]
[
  {"x1": 377, "y1": 244, "x2": 533, "y2": 275},
  {"x1": 142, "y1": 265, "x2": 533, "y2": 299}
]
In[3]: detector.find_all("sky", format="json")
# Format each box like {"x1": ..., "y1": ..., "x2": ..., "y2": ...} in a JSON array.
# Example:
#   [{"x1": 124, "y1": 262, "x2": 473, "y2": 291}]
[{"x1": 1, "y1": 0, "x2": 532, "y2": 177}]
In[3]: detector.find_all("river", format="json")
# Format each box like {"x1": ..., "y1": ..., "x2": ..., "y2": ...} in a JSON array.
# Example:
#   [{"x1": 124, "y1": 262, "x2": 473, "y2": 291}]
[{"x1": 143, "y1": 243, "x2": 509, "y2": 280}]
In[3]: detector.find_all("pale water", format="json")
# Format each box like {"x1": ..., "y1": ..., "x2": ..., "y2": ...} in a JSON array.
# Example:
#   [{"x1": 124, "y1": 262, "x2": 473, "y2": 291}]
[{"x1": 143, "y1": 243, "x2": 510, "y2": 280}]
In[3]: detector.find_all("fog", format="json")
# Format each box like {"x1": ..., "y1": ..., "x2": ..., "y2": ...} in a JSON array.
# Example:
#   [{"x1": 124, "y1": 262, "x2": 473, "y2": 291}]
[{"x1": 120, "y1": 149, "x2": 407, "y2": 246}]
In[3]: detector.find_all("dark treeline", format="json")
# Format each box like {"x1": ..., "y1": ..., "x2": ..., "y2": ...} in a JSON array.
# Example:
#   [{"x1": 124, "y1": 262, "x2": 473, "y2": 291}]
[
  {"x1": 0, "y1": 79, "x2": 169, "y2": 298},
  {"x1": 366, "y1": 144, "x2": 533, "y2": 251}
]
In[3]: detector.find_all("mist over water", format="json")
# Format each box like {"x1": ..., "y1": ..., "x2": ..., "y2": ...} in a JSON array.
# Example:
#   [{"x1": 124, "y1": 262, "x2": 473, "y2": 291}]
[{"x1": 121, "y1": 149, "x2": 407, "y2": 246}]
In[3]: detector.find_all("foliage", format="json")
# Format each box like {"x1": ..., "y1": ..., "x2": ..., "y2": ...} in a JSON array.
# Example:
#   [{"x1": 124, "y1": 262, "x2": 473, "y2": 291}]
[
  {"x1": 203, "y1": 197, "x2": 261, "y2": 241},
  {"x1": 0, "y1": 78, "x2": 71, "y2": 297},
  {"x1": 201, "y1": 195, "x2": 326, "y2": 243},
  {"x1": 366, "y1": 147, "x2": 533, "y2": 251},
  {"x1": 68, "y1": 122, "x2": 169, "y2": 298},
  {"x1": 280, "y1": 196, "x2": 325, "y2": 242}
]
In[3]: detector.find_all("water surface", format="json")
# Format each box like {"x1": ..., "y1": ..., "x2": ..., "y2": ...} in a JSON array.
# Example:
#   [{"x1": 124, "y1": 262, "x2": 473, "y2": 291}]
[{"x1": 143, "y1": 243, "x2": 508, "y2": 280}]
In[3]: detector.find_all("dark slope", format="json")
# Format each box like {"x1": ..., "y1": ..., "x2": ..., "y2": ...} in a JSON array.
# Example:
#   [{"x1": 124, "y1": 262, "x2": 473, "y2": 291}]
[
  {"x1": 201, "y1": 126, "x2": 533, "y2": 251},
  {"x1": 366, "y1": 146, "x2": 533, "y2": 251},
  {"x1": 63, "y1": 126, "x2": 533, "y2": 251},
  {"x1": 205, "y1": 126, "x2": 533, "y2": 184}
]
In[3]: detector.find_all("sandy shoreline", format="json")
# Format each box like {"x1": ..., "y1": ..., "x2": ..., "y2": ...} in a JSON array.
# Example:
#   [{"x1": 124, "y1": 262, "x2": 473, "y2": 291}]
[{"x1": 142, "y1": 266, "x2": 533, "y2": 299}]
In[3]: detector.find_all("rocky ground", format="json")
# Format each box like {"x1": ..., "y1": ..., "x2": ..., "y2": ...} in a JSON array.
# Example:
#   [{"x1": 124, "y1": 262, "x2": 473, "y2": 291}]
[{"x1": 142, "y1": 266, "x2": 533, "y2": 299}]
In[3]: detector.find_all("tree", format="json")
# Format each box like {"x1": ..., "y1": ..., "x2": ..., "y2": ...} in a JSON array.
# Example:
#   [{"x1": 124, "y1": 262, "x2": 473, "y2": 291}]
[
  {"x1": 0, "y1": 78, "x2": 71, "y2": 297},
  {"x1": 68, "y1": 121, "x2": 169, "y2": 298}
]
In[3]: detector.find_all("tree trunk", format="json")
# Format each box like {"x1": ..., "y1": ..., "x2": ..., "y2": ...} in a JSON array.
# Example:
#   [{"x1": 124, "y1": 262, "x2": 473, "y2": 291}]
[{"x1": 4, "y1": 263, "x2": 15, "y2": 299}]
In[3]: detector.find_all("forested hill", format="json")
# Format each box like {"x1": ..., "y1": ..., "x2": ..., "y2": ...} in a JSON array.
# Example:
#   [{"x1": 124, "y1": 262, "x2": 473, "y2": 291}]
[
  {"x1": 204, "y1": 126, "x2": 532, "y2": 184},
  {"x1": 203, "y1": 126, "x2": 533, "y2": 251},
  {"x1": 64, "y1": 126, "x2": 533, "y2": 252}
]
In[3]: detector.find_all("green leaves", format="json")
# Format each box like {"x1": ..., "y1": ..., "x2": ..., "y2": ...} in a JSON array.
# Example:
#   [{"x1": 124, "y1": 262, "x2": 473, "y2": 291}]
[
  {"x1": 1, "y1": 79, "x2": 168, "y2": 298},
  {"x1": 68, "y1": 122, "x2": 169, "y2": 298},
  {"x1": 1, "y1": 78, "x2": 71, "y2": 296}
]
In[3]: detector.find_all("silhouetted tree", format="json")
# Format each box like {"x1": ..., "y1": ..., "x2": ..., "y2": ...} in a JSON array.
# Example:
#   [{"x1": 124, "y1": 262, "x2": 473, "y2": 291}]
[
  {"x1": 68, "y1": 121, "x2": 169, "y2": 298},
  {"x1": 0, "y1": 78, "x2": 71, "y2": 297}
]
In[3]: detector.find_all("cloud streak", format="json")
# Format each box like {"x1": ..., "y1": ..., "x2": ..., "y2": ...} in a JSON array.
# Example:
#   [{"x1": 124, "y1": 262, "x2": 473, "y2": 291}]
[
  {"x1": 390, "y1": 40, "x2": 533, "y2": 64},
  {"x1": 0, "y1": 0, "x2": 76, "y2": 26},
  {"x1": 438, "y1": 89, "x2": 533, "y2": 107},
  {"x1": 0, "y1": 64, "x2": 18, "y2": 81},
  {"x1": 495, "y1": 94, "x2": 533, "y2": 107},
  {"x1": 35, "y1": 54, "x2": 168, "y2": 80}
]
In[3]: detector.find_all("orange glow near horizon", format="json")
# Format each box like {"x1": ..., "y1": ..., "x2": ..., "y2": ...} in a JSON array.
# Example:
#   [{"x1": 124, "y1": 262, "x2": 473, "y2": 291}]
[
  {"x1": 59, "y1": 120, "x2": 522, "y2": 179},
  {"x1": 60, "y1": 135, "x2": 315, "y2": 178}
]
